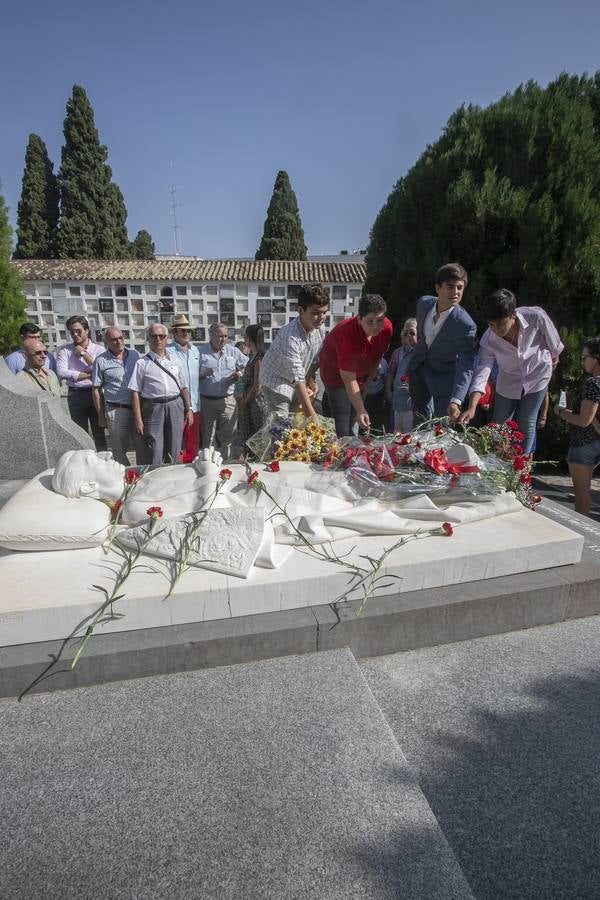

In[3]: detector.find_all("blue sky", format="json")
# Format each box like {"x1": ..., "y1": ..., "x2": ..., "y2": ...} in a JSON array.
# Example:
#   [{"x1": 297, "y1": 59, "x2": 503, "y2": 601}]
[{"x1": 1, "y1": 0, "x2": 599, "y2": 258}]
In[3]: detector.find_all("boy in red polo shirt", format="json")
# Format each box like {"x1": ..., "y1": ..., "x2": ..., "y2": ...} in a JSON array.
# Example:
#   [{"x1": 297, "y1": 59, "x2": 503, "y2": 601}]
[{"x1": 320, "y1": 294, "x2": 393, "y2": 436}]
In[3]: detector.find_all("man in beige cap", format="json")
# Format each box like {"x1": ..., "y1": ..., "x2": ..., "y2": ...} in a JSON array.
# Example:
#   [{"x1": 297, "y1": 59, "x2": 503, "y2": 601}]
[{"x1": 168, "y1": 313, "x2": 201, "y2": 462}]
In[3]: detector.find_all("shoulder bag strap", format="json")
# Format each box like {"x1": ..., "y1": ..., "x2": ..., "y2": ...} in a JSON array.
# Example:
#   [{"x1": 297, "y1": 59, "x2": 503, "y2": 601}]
[{"x1": 146, "y1": 353, "x2": 183, "y2": 395}]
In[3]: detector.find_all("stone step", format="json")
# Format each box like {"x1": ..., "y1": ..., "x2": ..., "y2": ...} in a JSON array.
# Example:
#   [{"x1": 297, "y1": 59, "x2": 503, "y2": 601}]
[{"x1": 0, "y1": 649, "x2": 474, "y2": 899}]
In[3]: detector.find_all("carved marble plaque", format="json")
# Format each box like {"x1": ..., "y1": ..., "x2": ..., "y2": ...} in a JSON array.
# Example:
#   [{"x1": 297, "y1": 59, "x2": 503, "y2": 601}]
[{"x1": 118, "y1": 507, "x2": 265, "y2": 578}]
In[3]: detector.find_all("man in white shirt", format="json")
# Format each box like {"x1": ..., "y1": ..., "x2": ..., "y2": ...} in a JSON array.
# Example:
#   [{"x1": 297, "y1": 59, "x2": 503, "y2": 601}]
[
  {"x1": 259, "y1": 284, "x2": 329, "y2": 421},
  {"x1": 128, "y1": 324, "x2": 194, "y2": 466}
]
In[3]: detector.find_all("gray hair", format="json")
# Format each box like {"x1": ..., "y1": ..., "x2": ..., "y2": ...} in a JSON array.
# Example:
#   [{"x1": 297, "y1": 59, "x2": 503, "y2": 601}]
[
  {"x1": 146, "y1": 324, "x2": 168, "y2": 340},
  {"x1": 209, "y1": 322, "x2": 229, "y2": 336},
  {"x1": 402, "y1": 317, "x2": 417, "y2": 336}
]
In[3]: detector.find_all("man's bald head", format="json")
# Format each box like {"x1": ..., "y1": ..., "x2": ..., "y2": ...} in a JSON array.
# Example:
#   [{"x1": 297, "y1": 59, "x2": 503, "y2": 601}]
[{"x1": 24, "y1": 339, "x2": 48, "y2": 370}]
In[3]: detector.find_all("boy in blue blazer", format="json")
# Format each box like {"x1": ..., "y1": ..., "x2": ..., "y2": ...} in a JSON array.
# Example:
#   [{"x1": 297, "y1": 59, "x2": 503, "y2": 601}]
[{"x1": 408, "y1": 262, "x2": 476, "y2": 425}]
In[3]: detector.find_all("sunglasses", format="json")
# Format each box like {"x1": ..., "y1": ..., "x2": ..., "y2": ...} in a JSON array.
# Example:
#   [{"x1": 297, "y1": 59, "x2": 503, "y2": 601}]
[
  {"x1": 33, "y1": 350, "x2": 48, "y2": 356},
  {"x1": 149, "y1": 333, "x2": 168, "y2": 339},
  {"x1": 69, "y1": 329, "x2": 85, "y2": 336}
]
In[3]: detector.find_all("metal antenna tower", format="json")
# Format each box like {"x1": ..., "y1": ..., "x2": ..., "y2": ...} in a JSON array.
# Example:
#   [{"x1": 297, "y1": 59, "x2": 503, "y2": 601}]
[{"x1": 169, "y1": 180, "x2": 182, "y2": 256}]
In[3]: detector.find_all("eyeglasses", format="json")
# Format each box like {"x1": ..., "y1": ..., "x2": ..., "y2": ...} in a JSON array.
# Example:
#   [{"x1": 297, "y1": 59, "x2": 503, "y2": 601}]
[
  {"x1": 404, "y1": 330, "x2": 416, "y2": 336},
  {"x1": 33, "y1": 350, "x2": 48, "y2": 356},
  {"x1": 149, "y1": 333, "x2": 168, "y2": 340},
  {"x1": 108, "y1": 336, "x2": 125, "y2": 342},
  {"x1": 69, "y1": 329, "x2": 84, "y2": 336},
  {"x1": 175, "y1": 328, "x2": 193, "y2": 334}
]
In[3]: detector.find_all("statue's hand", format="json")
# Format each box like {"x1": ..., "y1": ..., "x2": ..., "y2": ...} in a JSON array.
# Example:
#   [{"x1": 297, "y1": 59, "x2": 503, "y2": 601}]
[{"x1": 193, "y1": 447, "x2": 224, "y2": 478}]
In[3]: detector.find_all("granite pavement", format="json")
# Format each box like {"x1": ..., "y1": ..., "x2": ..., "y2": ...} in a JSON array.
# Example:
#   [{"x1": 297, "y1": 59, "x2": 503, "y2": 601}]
[
  {"x1": 0, "y1": 649, "x2": 473, "y2": 899},
  {"x1": 361, "y1": 616, "x2": 600, "y2": 899}
]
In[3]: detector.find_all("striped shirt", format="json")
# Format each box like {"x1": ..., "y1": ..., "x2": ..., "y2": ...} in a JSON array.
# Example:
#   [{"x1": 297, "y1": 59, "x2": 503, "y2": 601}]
[{"x1": 259, "y1": 317, "x2": 324, "y2": 401}]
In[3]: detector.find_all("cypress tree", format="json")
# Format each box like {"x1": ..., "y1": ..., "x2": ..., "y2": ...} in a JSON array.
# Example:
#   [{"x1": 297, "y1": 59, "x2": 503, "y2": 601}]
[
  {"x1": 56, "y1": 85, "x2": 129, "y2": 258},
  {"x1": 0, "y1": 186, "x2": 27, "y2": 353},
  {"x1": 256, "y1": 170, "x2": 307, "y2": 260},
  {"x1": 365, "y1": 73, "x2": 600, "y2": 336},
  {"x1": 130, "y1": 229, "x2": 155, "y2": 259},
  {"x1": 13, "y1": 134, "x2": 59, "y2": 259}
]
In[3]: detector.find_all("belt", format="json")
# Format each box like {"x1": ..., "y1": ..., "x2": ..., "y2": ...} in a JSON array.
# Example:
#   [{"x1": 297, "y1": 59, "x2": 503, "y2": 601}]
[
  {"x1": 200, "y1": 394, "x2": 231, "y2": 400},
  {"x1": 106, "y1": 402, "x2": 131, "y2": 409},
  {"x1": 141, "y1": 395, "x2": 180, "y2": 404},
  {"x1": 68, "y1": 386, "x2": 92, "y2": 392}
]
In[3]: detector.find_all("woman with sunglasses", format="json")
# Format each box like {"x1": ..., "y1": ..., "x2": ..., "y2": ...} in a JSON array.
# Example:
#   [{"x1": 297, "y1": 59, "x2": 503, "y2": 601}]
[
  {"x1": 554, "y1": 337, "x2": 600, "y2": 516},
  {"x1": 56, "y1": 315, "x2": 107, "y2": 450},
  {"x1": 385, "y1": 318, "x2": 418, "y2": 432},
  {"x1": 16, "y1": 340, "x2": 62, "y2": 397}
]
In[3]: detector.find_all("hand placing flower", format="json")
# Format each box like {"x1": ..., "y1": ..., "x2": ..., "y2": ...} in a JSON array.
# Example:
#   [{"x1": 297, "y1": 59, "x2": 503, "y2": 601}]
[{"x1": 146, "y1": 506, "x2": 163, "y2": 519}]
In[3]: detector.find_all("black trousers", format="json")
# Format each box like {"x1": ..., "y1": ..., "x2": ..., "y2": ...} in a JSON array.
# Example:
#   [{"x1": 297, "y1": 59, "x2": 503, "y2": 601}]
[{"x1": 67, "y1": 388, "x2": 107, "y2": 451}]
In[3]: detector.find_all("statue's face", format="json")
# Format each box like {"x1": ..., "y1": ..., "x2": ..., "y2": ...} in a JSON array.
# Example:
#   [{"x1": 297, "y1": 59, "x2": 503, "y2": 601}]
[{"x1": 68, "y1": 451, "x2": 125, "y2": 501}]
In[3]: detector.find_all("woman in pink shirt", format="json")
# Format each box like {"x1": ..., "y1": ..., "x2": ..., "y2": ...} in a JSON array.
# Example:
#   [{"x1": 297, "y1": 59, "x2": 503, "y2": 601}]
[{"x1": 459, "y1": 289, "x2": 563, "y2": 453}]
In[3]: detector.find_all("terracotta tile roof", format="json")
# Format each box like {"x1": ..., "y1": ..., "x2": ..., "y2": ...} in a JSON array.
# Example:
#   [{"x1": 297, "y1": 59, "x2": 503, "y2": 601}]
[{"x1": 13, "y1": 258, "x2": 366, "y2": 284}]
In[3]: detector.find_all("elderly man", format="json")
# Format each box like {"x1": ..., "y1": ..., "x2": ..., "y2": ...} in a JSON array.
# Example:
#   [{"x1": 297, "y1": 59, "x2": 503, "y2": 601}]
[
  {"x1": 16, "y1": 340, "x2": 61, "y2": 397},
  {"x1": 198, "y1": 322, "x2": 247, "y2": 460},
  {"x1": 92, "y1": 328, "x2": 143, "y2": 466},
  {"x1": 167, "y1": 313, "x2": 201, "y2": 463},
  {"x1": 56, "y1": 315, "x2": 107, "y2": 450},
  {"x1": 5, "y1": 322, "x2": 57, "y2": 374},
  {"x1": 128, "y1": 324, "x2": 194, "y2": 466}
]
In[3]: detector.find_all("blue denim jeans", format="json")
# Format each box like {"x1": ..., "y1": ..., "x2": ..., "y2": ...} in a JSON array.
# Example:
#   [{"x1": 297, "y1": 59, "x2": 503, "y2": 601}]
[
  {"x1": 324, "y1": 384, "x2": 355, "y2": 437},
  {"x1": 492, "y1": 388, "x2": 547, "y2": 454}
]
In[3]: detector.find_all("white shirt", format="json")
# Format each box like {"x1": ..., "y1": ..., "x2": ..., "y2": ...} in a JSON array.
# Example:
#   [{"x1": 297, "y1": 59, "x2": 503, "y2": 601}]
[
  {"x1": 423, "y1": 303, "x2": 454, "y2": 347},
  {"x1": 128, "y1": 352, "x2": 188, "y2": 400},
  {"x1": 423, "y1": 305, "x2": 453, "y2": 348}
]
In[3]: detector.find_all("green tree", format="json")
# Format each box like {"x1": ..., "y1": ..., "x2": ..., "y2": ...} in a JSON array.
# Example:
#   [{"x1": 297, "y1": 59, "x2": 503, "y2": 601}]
[
  {"x1": 366, "y1": 73, "x2": 600, "y2": 337},
  {"x1": 256, "y1": 170, "x2": 307, "y2": 260},
  {"x1": 0, "y1": 187, "x2": 27, "y2": 353},
  {"x1": 56, "y1": 84, "x2": 129, "y2": 258},
  {"x1": 13, "y1": 134, "x2": 59, "y2": 259},
  {"x1": 129, "y1": 228, "x2": 155, "y2": 259}
]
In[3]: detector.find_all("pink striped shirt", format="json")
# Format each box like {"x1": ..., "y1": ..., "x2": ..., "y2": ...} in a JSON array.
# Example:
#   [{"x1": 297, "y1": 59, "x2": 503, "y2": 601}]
[{"x1": 470, "y1": 307, "x2": 563, "y2": 399}]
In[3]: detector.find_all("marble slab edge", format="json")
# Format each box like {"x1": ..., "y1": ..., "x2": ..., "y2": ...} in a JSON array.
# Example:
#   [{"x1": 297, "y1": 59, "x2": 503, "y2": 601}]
[{"x1": 3, "y1": 557, "x2": 600, "y2": 699}]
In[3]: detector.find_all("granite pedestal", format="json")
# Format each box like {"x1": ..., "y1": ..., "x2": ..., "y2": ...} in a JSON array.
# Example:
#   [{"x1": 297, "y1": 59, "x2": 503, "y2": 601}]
[{"x1": 0, "y1": 357, "x2": 93, "y2": 478}]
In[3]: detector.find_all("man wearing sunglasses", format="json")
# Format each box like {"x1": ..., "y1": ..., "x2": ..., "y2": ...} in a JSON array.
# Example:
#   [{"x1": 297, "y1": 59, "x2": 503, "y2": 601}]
[
  {"x1": 167, "y1": 314, "x2": 201, "y2": 463},
  {"x1": 16, "y1": 340, "x2": 62, "y2": 397},
  {"x1": 92, "y1": 327, "x2": 144, "y2": 466},
  {"x1": 128, "y1": 324, "x2": 194, "y2": 466},
  {"x1": 5, "y1": 322, "x2": 57, "y2": 375},
  {"x1": 56, "y1": 315, "x2": 107, "y2": 450}
]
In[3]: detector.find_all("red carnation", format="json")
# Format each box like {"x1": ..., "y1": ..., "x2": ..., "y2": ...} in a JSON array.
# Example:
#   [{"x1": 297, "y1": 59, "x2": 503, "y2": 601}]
[
  {"x1": 513, "y1": 456, "x2": 526, "y2": 471},
  {"x1": 125, "y1": 469, "x2": 141, "y2": 484},
  {"x1": 247, "y1": 470, "x2": 260, "y2": 485},
  {"x1": 441, "y1": 522, "x2": 454, "y2": 536},
  {"x1": 110, "y1": 499, "x2": 122, "y2": 519},
  {"x1": 267, "y1": 460, "x2": 280, "y2": 473},
  {"x1": 513, "y1": 431, "x2": 525, "y2": 442},
  {"x1": 435, "y1": 424, "x2": 444, "y2": 436},
  {"x1": 519, "y1": 473, "x2": 532, "y2": 485},
  {"x1": 219, "y1": 468, "x2": 233, "y2": 480},
  {"x1": 512, "y1": 444, "x2": 523, "y2": 455},
  {"x1": 400, "y1": 375, "x2": 409, "y2": 384},
  {"x1": 506, "y1": 419, "x2": 519, "y2": 430},
  {"x1": 146, "y1": 506, "x2": 163, "y2": 519}
]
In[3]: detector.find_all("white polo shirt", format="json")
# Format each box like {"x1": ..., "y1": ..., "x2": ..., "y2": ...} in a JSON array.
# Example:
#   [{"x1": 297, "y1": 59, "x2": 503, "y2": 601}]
[{"x1": 128, "y1": 352, "x2": 188, "y2": 399}]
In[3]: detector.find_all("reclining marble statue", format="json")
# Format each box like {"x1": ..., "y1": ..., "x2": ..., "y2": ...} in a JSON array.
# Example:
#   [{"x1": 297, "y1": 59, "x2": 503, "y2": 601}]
[{"x1": 0, "y1": 446, "x2": 523, "y2": 578}]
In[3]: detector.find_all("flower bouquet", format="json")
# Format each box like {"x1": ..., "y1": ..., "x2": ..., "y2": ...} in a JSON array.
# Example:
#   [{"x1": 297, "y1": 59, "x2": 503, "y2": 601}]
[
  {"x1": 245, "y1": 412, "x2": 339, "y2": 462},
  {"x1": 322, "y1": 420, "x2": 541, "y2": 509}
]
